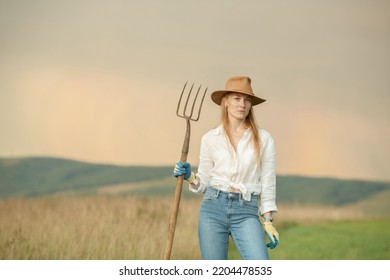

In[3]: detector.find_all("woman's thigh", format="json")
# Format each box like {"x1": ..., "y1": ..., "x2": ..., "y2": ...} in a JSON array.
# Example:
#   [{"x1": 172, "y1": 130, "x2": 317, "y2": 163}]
[
  {"x1": 198, "y1": 188, "x2": 230, "y2": 260},
  {"x1": 230, "y1": 196, "x2": 269, "y2": 260}
]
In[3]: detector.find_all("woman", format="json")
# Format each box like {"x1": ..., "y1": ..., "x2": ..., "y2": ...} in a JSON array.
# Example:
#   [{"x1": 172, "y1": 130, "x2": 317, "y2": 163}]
[{"x1": 174, "y1": 76, "x2": 279, "y2": 260}]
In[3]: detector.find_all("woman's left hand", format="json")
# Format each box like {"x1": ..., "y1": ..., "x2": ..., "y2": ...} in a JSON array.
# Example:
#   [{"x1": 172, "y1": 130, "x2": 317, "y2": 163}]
[{"x1": 264, "y1": 222, "x2": 279, "y2": 249}]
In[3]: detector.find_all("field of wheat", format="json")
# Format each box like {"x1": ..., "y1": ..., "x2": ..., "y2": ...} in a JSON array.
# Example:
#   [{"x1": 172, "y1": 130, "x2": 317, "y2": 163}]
[{"x1": 0, "y1": 195, "x2": 388, "y2": 260}]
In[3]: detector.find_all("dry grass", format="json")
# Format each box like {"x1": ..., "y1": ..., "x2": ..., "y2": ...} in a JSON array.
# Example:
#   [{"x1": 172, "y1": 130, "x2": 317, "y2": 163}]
[
  {"x1": 0, "y1": 196, "x2": 201, "y2": 260},
  {"x1": 97, "y1": 177, "x2": 175, "y2": 195},
  {"x1": 0, "y1": 194, "x2": 388, "y2": 260}
]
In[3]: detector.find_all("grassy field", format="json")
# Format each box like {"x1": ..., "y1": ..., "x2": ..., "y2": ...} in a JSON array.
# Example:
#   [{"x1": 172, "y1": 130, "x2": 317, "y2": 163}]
[
  {"x1": 0, "y1": 195, "x2": 389, "y2": 260},
  {"x1": 228, "y1": 219, "x2": 390, "y2": 260},
  {"x1": 271, "y1": 220, "x2": 389, "y2": 260}
]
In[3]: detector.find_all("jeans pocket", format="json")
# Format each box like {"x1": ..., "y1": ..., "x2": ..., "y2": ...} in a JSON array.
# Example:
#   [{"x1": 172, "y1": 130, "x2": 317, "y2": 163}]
[
  {"x1": 203, "y1": 188, "x2": 218, "y2": 201},
  {"x1": 241, "y1": 198, "x2": 258, "y2": 210}
]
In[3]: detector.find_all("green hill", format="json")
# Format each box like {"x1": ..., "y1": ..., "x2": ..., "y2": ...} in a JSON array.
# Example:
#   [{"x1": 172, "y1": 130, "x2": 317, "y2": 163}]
[
  {"x1": 1, "y1": 157, "x2": 390, "y2": 206},
  {"x1": 0, "y1": 157, "x2": 172, "y2": 197},
  {"x1": 276, "y1": 176, "x2": 390, "y2": 205}
]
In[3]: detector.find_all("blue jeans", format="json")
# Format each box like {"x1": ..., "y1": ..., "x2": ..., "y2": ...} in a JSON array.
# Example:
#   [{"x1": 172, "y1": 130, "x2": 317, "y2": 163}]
[{"x1": 198, "y1": 186, "x2": 269, "y2": 260}]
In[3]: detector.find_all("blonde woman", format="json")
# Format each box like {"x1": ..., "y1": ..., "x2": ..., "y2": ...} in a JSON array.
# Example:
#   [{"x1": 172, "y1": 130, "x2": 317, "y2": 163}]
[{"x1": 174, "y1": 76, "x2": 279, "y2": 260}]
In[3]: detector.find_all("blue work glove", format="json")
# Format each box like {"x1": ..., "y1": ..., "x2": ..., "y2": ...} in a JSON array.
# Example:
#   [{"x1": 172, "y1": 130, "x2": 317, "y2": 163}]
[
  {"x1": 264, "y1": 222, "x2": 279, "y2": 249},
  {"x1": 173, "y1": 161, "x2": 192, "y2": 180}
]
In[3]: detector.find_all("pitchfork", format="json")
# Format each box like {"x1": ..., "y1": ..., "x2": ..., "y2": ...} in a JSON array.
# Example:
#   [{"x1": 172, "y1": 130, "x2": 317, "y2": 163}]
[{"x1": 163, "y1": 82, "x2": 207, "y2": 260}]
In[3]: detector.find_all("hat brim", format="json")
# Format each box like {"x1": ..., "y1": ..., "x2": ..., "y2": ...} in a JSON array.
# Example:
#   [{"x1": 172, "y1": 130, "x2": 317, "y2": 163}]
[{"x1": 211, "y1": 90, "x2": 266, "y2": 106}]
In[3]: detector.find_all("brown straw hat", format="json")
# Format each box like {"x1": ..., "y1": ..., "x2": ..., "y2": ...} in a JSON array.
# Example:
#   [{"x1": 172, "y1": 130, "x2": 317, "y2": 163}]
[{"x1": 211, "y1": 76, "x2": 266, "y2": 106}]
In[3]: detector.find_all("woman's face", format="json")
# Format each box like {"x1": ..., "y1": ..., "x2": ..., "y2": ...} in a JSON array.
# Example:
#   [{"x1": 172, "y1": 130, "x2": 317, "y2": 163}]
[{"x1": 224, "y1": 93, "x2": 252, "y2": 121}]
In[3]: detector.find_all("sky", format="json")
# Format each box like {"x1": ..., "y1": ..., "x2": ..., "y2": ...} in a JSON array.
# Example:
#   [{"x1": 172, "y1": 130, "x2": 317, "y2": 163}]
[{"x1": 0, "y1": 0, "x2": 389, "y2": 182}]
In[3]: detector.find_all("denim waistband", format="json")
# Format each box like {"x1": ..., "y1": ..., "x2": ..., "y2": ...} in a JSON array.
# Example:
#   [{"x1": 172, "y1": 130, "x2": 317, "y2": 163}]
[{"x1": 207, "y1": 186, "x2": 258, "y2": 199}]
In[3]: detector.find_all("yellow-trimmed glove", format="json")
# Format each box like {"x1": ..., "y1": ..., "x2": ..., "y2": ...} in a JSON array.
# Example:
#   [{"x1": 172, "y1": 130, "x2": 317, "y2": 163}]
[
  {"x1": 264, "y1": 222, "x2": 279, "y2": 249},
  {"x1": 173, "y1": 162, "x2": 195, "y2": 183}
]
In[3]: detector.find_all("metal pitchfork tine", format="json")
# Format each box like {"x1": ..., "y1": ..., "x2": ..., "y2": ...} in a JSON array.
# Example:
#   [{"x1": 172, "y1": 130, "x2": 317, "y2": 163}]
[{"x1": 163, "y1": 82, "x2": 207, "y2": 260}]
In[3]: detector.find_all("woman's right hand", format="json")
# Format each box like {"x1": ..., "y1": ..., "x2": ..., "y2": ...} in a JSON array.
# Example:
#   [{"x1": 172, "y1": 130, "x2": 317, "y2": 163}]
[{"x1": 173, "y1": 161, "x2": 192, "y2": 180}]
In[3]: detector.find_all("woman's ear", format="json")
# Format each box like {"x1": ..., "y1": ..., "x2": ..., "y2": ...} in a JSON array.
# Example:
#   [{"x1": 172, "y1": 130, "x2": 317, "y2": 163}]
[{"x1": 221, "y1": 94, "x2": 229, "y2": 107}]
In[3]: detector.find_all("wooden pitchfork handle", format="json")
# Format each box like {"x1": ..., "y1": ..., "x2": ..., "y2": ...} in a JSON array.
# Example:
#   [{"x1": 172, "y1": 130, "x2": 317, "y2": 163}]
[
  {"x1": 163, "y1": 82, "x2": 207, "y2": 260},
  {"x1": 163, "y1": 119, "x2": 191, "y2": 260}
]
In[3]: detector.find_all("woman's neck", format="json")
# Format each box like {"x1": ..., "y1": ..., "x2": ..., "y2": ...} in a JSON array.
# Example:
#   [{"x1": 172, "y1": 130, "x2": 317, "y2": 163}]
[
  {"x1": 224, "y1": 119, "x2": 247, "y2": 151},
  {"x1": 228, "y1": 118, "x2": 247, "y2": 135}
]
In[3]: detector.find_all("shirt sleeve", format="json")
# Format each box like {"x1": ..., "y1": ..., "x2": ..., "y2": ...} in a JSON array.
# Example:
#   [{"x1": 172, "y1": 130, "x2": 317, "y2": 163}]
[
  {"x1": 259, "y1": 131, "x2": 278, "y2": 215},
  {"x1": 189, "y1": 133, "x2": 213, "y2": 194}
]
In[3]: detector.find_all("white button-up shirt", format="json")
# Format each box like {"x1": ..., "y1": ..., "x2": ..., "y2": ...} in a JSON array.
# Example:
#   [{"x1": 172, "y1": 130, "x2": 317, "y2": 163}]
[{"x1": 190, "y1": 125, "x2": 278, "y2": 214}]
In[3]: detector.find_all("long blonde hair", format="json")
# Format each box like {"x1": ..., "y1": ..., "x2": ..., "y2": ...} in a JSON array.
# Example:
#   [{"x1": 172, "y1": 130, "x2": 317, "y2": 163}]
[{"x1": 220, "y1": 94, "x2": 261, "y2": 165}]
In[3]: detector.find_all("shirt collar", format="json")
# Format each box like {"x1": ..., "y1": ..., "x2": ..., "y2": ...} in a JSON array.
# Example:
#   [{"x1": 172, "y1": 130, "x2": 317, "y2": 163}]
[
  {"x1": 213, "y1": 125, "x2": 251, "y2": 136},
  {"x1": 213, "y1": 125, "x2": 223, "y2": 135}
]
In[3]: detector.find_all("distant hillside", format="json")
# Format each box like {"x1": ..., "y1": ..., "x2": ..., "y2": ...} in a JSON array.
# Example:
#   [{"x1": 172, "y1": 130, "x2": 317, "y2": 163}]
[
  {"x1": 0, "y1": 157, "x2": 172, "y2": 197},
  {"x1": 1, "y1": 157, "x2": 390, "y2": 206},
  {"x1": 276, "y1": 176, "x2": 390, "y2": 205}
]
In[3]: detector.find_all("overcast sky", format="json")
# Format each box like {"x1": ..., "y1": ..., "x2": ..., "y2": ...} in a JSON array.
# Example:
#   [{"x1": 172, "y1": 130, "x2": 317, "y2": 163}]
[{"x1": 0, "y1": 0, "x2": 389, "y2": 181}]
